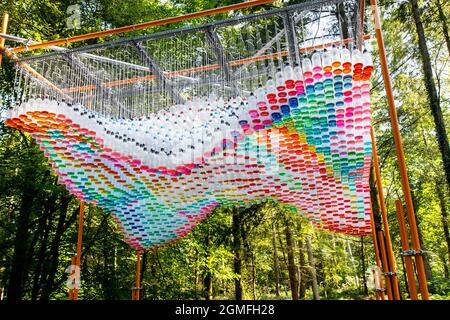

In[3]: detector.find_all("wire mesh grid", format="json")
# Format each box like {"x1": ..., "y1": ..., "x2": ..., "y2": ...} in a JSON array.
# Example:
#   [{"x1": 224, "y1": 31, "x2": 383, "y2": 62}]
[{"x1": 12, "y1": 0, "x2": 361, "y2": 118}]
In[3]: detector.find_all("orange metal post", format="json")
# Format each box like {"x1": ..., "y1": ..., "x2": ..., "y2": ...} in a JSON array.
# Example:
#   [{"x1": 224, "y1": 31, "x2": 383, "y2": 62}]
[
  {"x1": 395, "y1": 200, "x2": 418, "y2": 300},
  {"x1": 0, "y1": 13, "x2": 9, "y2": 67},
  {"x1": 133, "y1": 250, "x2": 142, "y2": 300},
  {"x1": 377, "y1": 230, "x2": 393, "y2": 300},
  {"x1": 370, "y1": 127, "x2": 400, "y2": 299},
  {"x1": 11, "y1": 0, "x2": 276, "y2": 53},
  {"x1": 369, "y1": 0, "x2": 429, "y2": 300},
  {"x1": 72, "y1": 201, "x2": 85, "y2": 300},
  {"x1": 369, "y1": 202, "x2": 385, "y2": 299}
]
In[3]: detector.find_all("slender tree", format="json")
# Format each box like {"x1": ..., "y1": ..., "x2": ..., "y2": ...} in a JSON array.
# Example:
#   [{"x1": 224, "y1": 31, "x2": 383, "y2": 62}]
[
  {"x1": 284, "y1": 216, "x2": 299, "y2": 300},
  {"x1": 232, "y1": 207, "x2": 243, "y2": 300},
  {"x1": 306, "y1": 236, "x2": 320, "y2": 300},
  {"x1": 435, "y1": 0, "x2": 450, "y2": 54},
  {"x1": 271, "y1": 222, "x2": 280, "y2": 297}
]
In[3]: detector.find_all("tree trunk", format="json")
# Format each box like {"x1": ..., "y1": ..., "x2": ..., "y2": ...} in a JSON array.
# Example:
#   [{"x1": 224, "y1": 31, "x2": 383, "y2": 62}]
[
  {"x1": 251, "y1": 249, "x2": 256, "y2": 300},
  {"x1": 336, "y1": 3, "x2": 350, "y2": 40},
  {"x1": 31, "y1": 201, "x2": 54, "y2": 300},
  {"x1": 436, "y1": 181, "x2": 450, "y2": 278},
  {"x1": 271, "y1": 223, "x2": 280, "y2": 297},
  {"x1": 40, "y1": 194, "x2": 73, "y2": 300},
  {"x1": 306, "y1": 236, "x2": 320, "y2": 300},
  {"x1": 417, "y1": 223, "x2": 433, "y2": 281},
  {"x1": 410, "y1": 0, "x2": 450, "y2": 192},
  {"x1": 440, "y1": 254, "x2": 449, "y2": 279},
  {"x1": 411, "y1": 189, "x2": 434, "y2": 281},
  {"x1": 361, "y1": 237, "x2": 368, "y2": 296},
  {"x1": 284, "y1": 218, "x2": 299, "y2": 300},
  {"x1": 140, "y1": 250, "x2": 148, "y2": 299},
  {"x1": 369, "y1": 167, "x2": 383, "y2": 232},
  {"x1": 436, "y1": 0, "x2": 450, "y2": 55},
  {"x1": 401, "y1": 256, "x2": 410, "y2": 298},
  {"x1": 347, "y1": 240, "x2": 360, "y2": 288},
  {"x1": 203, "y1": 273, "x2": 212, "y2": 300},
  {"x1": 276, "y1": 222, "x2": 289, "y2": 296},
  {"x1": 298, "y1": 238, "x2": 307, "y2": 299},
  {"x1": 6, "y1": 169, "x2": 37, "y2": 300},
  {"x1": 203, "y1": 231, "x2": 213, "y2": 301},
  {"x1": 232, "y1": 208, "x2": 243, "y2": 300}
]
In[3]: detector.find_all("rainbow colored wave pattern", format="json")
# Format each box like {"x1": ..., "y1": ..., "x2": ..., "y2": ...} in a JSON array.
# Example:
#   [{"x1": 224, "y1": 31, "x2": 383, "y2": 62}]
[{"x1": 6, "y1": 48, "x2": 374, "y2": 249}]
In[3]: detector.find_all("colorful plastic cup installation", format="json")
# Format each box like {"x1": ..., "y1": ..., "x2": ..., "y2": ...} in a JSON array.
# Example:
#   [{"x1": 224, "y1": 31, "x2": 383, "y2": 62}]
[{"x1": 5, "y1": 47, "x2": 375, "y2": 249}]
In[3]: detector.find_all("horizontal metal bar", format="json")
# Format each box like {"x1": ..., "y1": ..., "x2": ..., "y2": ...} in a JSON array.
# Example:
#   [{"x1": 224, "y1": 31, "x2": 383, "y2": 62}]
[
  {"x1": 14, "y1": 0, "x2": 347, "y2": 63},
  {"x1": 11, "y1": 0, "x2": 278, "y2": 53},
  {"x1": 57, "y1": 34, "x2": 369, "y2": 94},
  {"x1": 0, "y1": 32, "x2": 198, "y2": 83}
]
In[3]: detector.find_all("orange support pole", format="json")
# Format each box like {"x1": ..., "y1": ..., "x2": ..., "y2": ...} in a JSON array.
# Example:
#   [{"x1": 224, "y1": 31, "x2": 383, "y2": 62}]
[
  {"x1": 133, "y1": 250, "x2": 142, "y2": 300},
  {"x1": 370, "y1": 127, "x2": 400, "y2": 299},
  {"x1": 72, "y1": 201, "x2": 85, "y2": 300},
  {"x1": 377, "y1": 231, "x2": 393, "y2": 300},
  {"x1": 0, "y1": 12, "x2": 9, "y2": 67},
  {"x1": 11, "y1": 0, "x2": 276, "y2": 53},
  {"x1": 369, "y1": 202, "x2": 385, "y2": 299},
  {"x1": 395, "y1": 200, "x2": 419, "y2": 300},
  {"x1": 369, "y1": 0, "x2": 429, "y2": 300}
]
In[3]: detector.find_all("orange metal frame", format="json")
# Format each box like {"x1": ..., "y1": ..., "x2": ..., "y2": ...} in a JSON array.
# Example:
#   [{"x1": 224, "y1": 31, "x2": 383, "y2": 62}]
[
  {"x1": 395, "y1": 200, "x2": 418, "y2": 300},
  {"x1": 69, "y1": 201, "x2": 85, "y2": 300},
  {"x1": 369, "y1": 0, "x2": 429, "y2": 300},
  {"x1": 377, "y1": 230, "x2": 393, "y2": 299},
  {"x1": 0, "y1": 13, "x2": 9, "y2": 67},
  {"x1": 132, "y1": 251, "x2": 142, "y2": 300},
  {"x1": 370, "y1": 127, "x2": 401, "y2": 299}
]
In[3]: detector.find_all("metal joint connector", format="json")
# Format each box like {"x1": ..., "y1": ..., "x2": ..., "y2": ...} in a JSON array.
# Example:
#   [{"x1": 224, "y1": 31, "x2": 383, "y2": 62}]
[{"x1": 400, "y1": 249, "x2": 423, "y2": 256}]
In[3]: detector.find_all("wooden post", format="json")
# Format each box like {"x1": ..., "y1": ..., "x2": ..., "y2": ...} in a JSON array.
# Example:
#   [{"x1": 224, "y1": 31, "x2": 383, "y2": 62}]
[
  {"x1": 370, "y1": 127, "x2": 400, "y2": 299},
  {"x1": 377, "y1": 231, "x2": 393, "y2": 300},
  {"x1": 395, "y1": 200, "x2": 419, "y2": 300},
  {"x1": 0, "y1": 13, "x2": 9, "y2": 67},
  {"x1": 133, "y1": 250, "x2": 142, "y2": 300},
  {"x1": 369, "y1": 0, "x2": 429, "y2": 299}
]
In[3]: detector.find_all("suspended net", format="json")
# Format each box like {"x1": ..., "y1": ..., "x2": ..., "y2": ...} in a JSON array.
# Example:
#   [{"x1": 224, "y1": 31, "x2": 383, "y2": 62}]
[{"x1": 4, "y1": 0, "x2": 373, "y2": 249}]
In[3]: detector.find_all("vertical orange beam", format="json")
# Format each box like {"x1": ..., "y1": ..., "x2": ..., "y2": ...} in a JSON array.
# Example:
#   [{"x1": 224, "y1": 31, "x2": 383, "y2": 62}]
[
  {"x1": 369, "y1": 202, "x2": 385, "y2": 299},
  {"x1": 370, "y1": 127, "x2": 400, "y2": 299},
  {"x1": 0, "y1": 13, "x2": 9, "y2": 67},
  {"x1": 395, "y1": 200, "x2": 419, "y2": 300},
  {"x1": 134, "y1": 250, "x2": 142, "y2": 300},
  {"x1": 369, "y1": 0, "x2": 429, "y2": 300},
  {"x1": 73, "y1": 201, "x2": 85, "y2": 300},
  {"x1": 377, "y1": 231, "x2": 393, "y2": 300}
]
